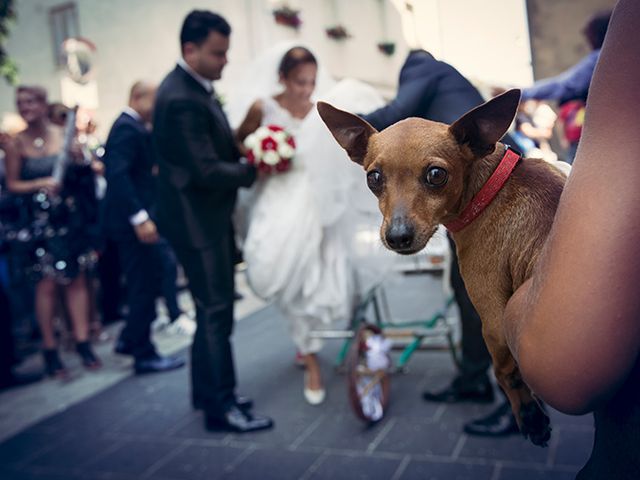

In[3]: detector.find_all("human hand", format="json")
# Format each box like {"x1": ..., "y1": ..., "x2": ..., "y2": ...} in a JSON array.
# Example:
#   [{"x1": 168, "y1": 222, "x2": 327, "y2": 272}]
[
  {"x1": 70, "y1": 139, "x2": 86, "y2": 163},
  {"x1": 91, "y1": 159, "x2": 105, "y2": 176},
  {"x1": 0, "y1": 132, "x2": 11, "y2": 148},
  {"x1": 134, "y1": 219, "x2": 159, "y2": 244},
  {"x1": 38, "y1": 177, "x2": 61, "y2": 195}
]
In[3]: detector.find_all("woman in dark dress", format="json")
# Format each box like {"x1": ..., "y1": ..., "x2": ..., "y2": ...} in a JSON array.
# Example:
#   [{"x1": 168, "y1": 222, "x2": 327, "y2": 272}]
[{"x1": 4, "y1": 86, "x2": 100, "y2": 377}]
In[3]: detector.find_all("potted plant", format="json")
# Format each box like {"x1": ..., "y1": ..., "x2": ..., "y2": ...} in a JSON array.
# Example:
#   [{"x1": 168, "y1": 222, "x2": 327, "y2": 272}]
[
  {"x1": 273, "y1": 5, "x2": 302, "y2": 29},
  {"x1": 325, "y1": 25, "x2": 351, "y2": 40},
  {"x1": 377, "y1": 41, "x2": 396, "y2": 56}
]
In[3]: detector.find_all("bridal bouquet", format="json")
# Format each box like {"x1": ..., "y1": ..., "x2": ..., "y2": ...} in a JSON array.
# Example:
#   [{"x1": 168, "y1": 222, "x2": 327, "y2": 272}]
[{"x1": 244, "y1": 124, "x2": 296, "y2": 175}]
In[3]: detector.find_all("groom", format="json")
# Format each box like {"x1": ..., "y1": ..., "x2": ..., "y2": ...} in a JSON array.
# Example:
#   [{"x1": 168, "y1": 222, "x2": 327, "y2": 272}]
[{"x1": 153, "y1": 10, "x2": 273, "y2": 433}]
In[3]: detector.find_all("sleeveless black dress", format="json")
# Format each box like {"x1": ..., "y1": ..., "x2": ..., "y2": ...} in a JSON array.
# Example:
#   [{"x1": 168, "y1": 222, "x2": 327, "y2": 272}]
[{"x1": 6, "y1": 154, "x2": 99, "y2": 283}]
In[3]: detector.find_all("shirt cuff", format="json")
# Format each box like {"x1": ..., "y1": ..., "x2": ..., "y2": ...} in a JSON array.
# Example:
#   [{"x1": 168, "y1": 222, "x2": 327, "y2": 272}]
[{"x1": 129, "y1": 209, "x2": 150, "y2": 226}]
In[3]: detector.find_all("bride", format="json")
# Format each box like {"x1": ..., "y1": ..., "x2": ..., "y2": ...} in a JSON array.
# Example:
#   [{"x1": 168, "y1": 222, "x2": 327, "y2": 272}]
[{"x1": 231, "y1": 44, "x2": 390, "y2": 405}]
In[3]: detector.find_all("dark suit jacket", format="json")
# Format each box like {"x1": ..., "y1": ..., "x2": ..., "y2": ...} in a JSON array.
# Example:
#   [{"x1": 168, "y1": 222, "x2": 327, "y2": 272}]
[
  {"x1": 363, "y1": 50, "x2": 489, "y2": 130},
  {"x1": 102, "y1": 112, "x2": 156, "y2": 239},
  {"x1": 152, "y1": 65, "x2": 256, "y2": 249}
]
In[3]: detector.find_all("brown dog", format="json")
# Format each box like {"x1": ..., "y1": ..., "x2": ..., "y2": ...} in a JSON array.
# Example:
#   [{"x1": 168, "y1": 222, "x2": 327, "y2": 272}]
[{"x1": 318, "y1": 89, "x2": 566, "y2": 446}]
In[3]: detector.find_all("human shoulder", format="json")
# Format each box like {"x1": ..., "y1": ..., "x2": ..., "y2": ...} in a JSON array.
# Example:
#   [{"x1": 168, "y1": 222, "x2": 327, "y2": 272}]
[
  {"x1": 110, "y1": 116, "x2": 143, "y2": 140},
  {"x1": 156, "y1": 68, "x2": 201, "y2": 104}
]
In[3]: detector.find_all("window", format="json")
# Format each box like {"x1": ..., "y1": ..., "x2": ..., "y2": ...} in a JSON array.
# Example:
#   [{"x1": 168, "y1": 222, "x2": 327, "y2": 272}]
[{"x1": 49, "y1": 3, "x2": 80, "y2": 66}]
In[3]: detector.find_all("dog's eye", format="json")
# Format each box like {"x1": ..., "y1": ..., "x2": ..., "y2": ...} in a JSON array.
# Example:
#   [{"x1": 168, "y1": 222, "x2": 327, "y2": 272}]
[
  {"x1": 367, "y1": 170, "x2": 383, "y2": 194},
  {"x1": 424, "y1": 167, "x2": 448, "y2": 187}
]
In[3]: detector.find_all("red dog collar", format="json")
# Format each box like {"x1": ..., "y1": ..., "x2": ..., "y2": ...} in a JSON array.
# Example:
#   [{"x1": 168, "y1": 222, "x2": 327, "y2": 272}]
[{"x1": 444, "y1": 147, "x2": 522, "y2": 233}]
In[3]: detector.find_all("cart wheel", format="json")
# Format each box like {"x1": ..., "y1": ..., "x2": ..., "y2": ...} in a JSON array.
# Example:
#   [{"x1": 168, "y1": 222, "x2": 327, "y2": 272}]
[{"x1": 346, "y1": 324, "x2": 391, "y2": 424}]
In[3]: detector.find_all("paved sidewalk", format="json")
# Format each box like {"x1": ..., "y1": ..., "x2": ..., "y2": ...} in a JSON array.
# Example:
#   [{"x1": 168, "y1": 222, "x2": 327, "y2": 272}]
[
  {"x1": 0, "y1": 272, "x2": 266, "y2": 443},
  {"x1": 0, "y1": 274, "x2": 594, "y2": 479}
]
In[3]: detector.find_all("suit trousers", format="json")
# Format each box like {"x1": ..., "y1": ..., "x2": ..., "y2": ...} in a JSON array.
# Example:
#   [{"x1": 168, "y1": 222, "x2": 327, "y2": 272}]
[
  {"x1": 116, "y1": 236, "x2": 162, "y2": 359},
  {"x1": 173, "y1": 238, "x2": 237, "y2": 418},
  {"x1": 447, "y1": 235, "x2": 492, "y2": 389},
  {"x1": 157, "y1": 238, "x2": 182, "y2": 321},
  {"x1": 97, "y1": 239, "x2": 123, "y2": 324}
]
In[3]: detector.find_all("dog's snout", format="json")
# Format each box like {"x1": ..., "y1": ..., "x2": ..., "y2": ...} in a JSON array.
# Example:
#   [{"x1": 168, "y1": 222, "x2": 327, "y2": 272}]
[{"x1": 385, "y1": 220, "x2": 415, "y2": 251}]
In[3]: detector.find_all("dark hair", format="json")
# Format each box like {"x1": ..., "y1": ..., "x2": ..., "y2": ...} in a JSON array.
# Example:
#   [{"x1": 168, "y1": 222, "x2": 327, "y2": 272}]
[
  {"x1": 16, "y1": 85, "x2": 48, "y2": 103},
  {"x1": 278, "y1": 47, "x2": 317, "y2": 78},
  {"x1": 180, "y1": 10, "x2": 231, "y2": 49},
  {"x1": 583, "y1": 10, "x2": 612, "y2": 50}
]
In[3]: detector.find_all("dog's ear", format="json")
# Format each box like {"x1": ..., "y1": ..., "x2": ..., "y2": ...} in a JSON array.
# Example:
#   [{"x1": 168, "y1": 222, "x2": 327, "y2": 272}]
[
  {"x1": 317, "y1": 102, "x2": 377, "y2": 165},
  {"x1": 448, "y1": 89, "x2": 521, "y2": 157}
]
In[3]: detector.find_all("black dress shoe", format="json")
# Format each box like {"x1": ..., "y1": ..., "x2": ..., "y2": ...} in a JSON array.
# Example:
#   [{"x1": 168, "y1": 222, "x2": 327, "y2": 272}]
[
  {"x1": 205, "y1": 406, "x2": 273, "y2": 433},
  {"x1": 422, "y1": 380, "x2": 494, "y2": 404},
  {"x1": 42, "y1": 349, "x2": 68, "y2": 378},
  {"x1": 463, "y1": 401, "x2": 520, "y2": 437},
  {"x1": 134, "y1": 355, "x2": 185, "y2": 374}
]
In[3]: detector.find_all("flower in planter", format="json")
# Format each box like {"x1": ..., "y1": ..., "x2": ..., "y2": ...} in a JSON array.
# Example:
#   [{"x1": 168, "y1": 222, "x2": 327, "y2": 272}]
[
  {"x1": 273, "y1": 6, "x2": 302, "y2": 29},
  {"x1": 377, "y1": 41, "x2": 396, "y2": 56},
  {"x1": 325, "y1": 25, "x2": 351, "y2": 40}
]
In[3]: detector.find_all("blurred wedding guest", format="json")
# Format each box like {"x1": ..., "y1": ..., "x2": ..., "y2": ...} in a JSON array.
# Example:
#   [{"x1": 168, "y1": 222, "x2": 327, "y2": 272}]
[
  {"x1": 0, "y1": 113, "x2": 26, "y2": 191},
  {"x1": 519, "y1": 10, "x2": 612, "y2": 163},
  {"x1": 4, "y1": 85, "x2": 101, "y2": 377},
  {"x1": 0, "y1": 113, "x2": 33, "y2": 348},
  {"x1": 102, "y1": 81, "x2": 185, "y2": 374},
  {"x1": 513, "y1": 100, "x2": 558, "y2": 162},
  {"x1": 48, "y1": 102, "x2": 107, "y2": 340},
  {"x1": 1, "y1": 124, "x2": 42, "y2": 391}
]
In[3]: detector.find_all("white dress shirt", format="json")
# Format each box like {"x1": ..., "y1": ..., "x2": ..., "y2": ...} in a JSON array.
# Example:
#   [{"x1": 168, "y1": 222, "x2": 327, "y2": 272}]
[{"x1": 177, "y1": 57, "x2": 213, "y2": 94}]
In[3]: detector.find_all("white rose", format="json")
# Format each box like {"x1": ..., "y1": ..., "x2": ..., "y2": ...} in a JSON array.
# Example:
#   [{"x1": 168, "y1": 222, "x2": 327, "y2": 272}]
[
  {"x1": 273, "y1": 131, "x2": 286, "y2": 143},
  {"x1": 262, "y1": 150, "x2": 280, "y2": 166},
  {"x1": 256, "y1": 126, "x2": 270, "y2": 138},
  {"x1": 278, "y1": 144, "x2": 294, "y2": 158},
  {"x1": 244, "y1": 133, "x2": 258, "y2": 150}
]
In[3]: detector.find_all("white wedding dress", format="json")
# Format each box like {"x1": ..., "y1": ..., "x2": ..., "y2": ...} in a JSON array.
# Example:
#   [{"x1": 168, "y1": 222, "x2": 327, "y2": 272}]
[{"x1": 229, "y1": 44, "x2": 394, "y2": 354}]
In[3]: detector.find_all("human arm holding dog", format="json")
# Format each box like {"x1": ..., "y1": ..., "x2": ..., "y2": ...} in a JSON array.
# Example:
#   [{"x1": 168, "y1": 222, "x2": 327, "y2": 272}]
[{"x1": 504, "y1": 0, "x2": 640, "y2": 415}]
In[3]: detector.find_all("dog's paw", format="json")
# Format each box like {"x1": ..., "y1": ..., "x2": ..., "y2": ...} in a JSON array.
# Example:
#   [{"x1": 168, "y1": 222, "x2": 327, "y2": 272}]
[{"x1": 519, "y1": 401, "x2": 551, "y2": 447}]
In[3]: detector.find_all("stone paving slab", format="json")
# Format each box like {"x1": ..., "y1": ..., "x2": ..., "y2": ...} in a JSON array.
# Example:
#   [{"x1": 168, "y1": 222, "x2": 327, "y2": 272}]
[{"x1": 0, "y1": 274, "x2": 594, "y2": 479}]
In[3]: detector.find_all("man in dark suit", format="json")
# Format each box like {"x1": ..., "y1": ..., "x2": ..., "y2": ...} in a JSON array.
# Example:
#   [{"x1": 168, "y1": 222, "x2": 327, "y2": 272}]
[
  {"x1": 362, "y1": 50, "x2": 519, "y2": 437},
  {"x1": 103, "y1": 81, "x2": 185, "y2": 374},
  {"x1": 153, "y1": 10, "x2": 273, "y2": 433}
]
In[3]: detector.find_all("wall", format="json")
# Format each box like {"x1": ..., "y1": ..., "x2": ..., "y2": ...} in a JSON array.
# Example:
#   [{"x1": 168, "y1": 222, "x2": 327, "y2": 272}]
[
  {"x1": 1, "y1": 0, "x2": 533, "y2": 139},
  {"x1": 526, "y1": 0, "x2": 616, "y2": 80}
]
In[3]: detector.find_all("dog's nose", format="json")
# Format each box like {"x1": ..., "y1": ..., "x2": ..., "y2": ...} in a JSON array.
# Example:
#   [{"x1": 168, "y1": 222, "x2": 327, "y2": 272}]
[{"x1": 385, "y1": 221, "x2": 415, "y2": 250}]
